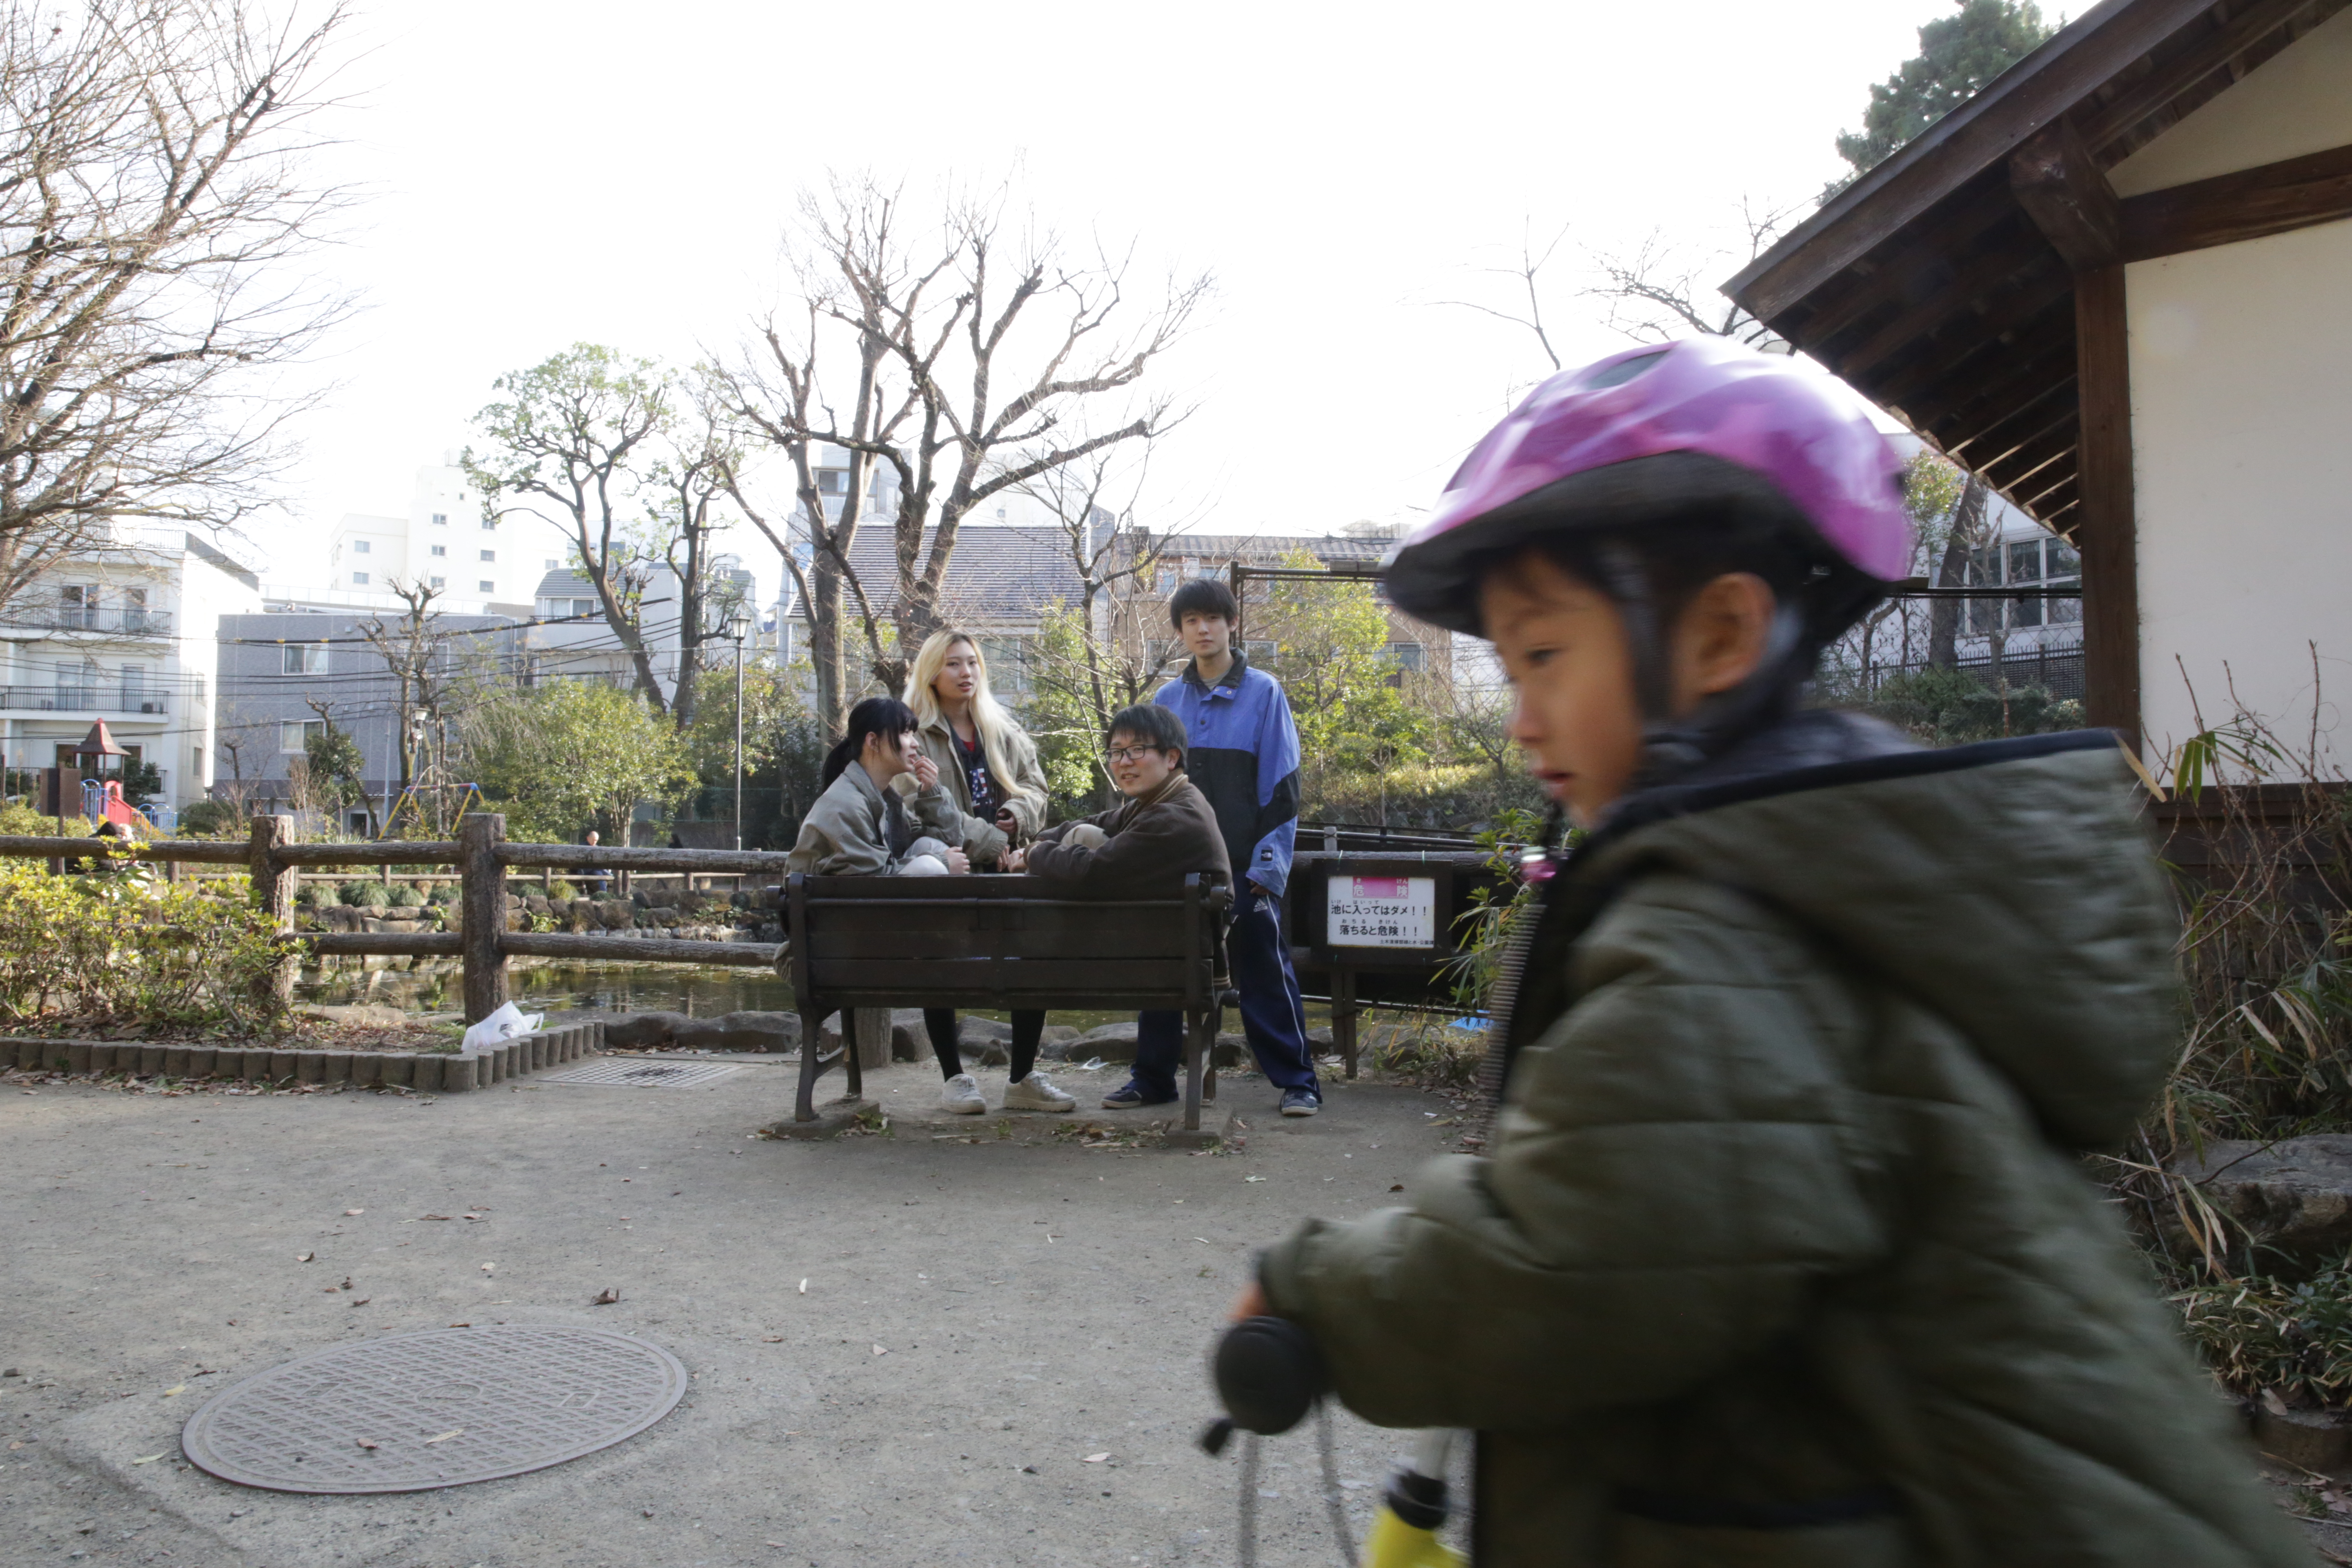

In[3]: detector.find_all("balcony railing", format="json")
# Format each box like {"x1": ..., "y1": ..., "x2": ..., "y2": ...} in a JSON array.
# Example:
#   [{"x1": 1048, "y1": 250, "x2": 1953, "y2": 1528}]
[
  {"x1": 0, "y1": 685, "x2": 171, "y2": 715},
  {"x1": 0, "y1": 606, "x2": 174, "y2": 636}
]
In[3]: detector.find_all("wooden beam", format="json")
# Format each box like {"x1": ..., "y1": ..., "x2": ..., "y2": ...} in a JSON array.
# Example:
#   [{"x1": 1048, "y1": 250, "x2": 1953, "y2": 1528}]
[
  {"x1": 2011, "y1": 119, "x2": 2123, "y2": 271},
  {"x1": 1727, "y1": 0, "x2": 2219, "y2": 323},
  {"x1": 1866, "y1": 271, "x2": 2074, "y2": 408},
  {"x1": 2077, "y1": 0, "x2": 2343, "y2": 156},
  {"x1": 2074, "y1": 265, "x2": 2141, "y2": 750},
  {"x1": 2120, "y1": 141, "x2": 2352, "y2": 259}
]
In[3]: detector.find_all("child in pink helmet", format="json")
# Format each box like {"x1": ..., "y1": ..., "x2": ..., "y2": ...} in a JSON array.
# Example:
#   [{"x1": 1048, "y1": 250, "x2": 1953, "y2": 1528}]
[{"x1": 1230, "y1": 340, "x2": 2302, "y2": 1566}]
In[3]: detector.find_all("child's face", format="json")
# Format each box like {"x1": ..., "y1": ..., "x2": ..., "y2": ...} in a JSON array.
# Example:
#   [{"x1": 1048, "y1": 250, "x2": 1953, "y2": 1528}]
[
  {"x1": 1178, "y1": 611, "x2": 1233, "y2": 663},
  {"x1": 1483, "y1": 554, "x2": 1646, "y2": 827},
  {"x1": 1106, "y1": 731, "x2": 1178, "y2": 797},
  {"x1": 1480, "y1": 548, "x2": 1778, "y2": 827}
]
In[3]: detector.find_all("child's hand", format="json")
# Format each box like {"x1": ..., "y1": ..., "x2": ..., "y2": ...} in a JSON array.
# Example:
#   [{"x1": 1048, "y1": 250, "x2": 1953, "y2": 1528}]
[
  {"x1": 999, "y1": 847, "x2": 1027, "y2": 873},
  {"x1": 1229, "y1": 1282, "x2": 1268, "y2": 1321},
  {"x1": 910, "y1": 753, "x2": 940, "y2": 792},
  {"x1": 995, "y1": 806, "x2": 1019, "y2": 835},
  {"x1": 945, "y1": 848, "x2": 971, "y2": 875}
]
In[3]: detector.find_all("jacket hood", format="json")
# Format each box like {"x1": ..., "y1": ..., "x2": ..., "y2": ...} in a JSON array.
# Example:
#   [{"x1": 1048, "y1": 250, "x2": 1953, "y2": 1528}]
[{"x1": 1582, "y1": 718, "x2": 2178, "y2": 1150}]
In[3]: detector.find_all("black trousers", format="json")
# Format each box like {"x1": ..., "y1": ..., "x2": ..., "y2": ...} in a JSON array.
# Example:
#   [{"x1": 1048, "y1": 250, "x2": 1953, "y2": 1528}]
[{"x1": 923, "y1": 1009, "x2": 1044, "y2": 1081}]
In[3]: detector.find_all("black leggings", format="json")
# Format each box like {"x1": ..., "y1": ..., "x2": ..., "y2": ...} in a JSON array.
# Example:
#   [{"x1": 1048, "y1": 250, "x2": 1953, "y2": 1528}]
[{"x1": 924, "y1": 1009, "x2": 1043, "y2": 1082}]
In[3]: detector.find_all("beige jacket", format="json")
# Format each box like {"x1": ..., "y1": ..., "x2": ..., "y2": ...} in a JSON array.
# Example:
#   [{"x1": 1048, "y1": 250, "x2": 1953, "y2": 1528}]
[{"x1": 914, "y1": 715, "x2": 1049, "y2": 865}]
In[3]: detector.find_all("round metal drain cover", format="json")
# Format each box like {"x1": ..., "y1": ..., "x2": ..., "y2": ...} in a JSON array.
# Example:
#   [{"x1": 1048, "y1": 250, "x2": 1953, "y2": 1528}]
[{"x1": 180, "y1": 1326, "x2": 688, "y2": 1494}]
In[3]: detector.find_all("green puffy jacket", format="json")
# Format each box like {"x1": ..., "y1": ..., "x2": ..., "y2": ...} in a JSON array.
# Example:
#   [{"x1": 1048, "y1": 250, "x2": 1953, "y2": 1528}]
[{"x1": 1257, "y1": 721, "x2": 2308, "y2": 1567}]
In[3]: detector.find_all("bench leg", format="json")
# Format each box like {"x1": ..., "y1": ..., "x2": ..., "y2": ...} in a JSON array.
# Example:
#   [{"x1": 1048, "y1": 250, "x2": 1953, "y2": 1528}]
[
  {"x1": 795, "y1": 1006, "x2": 826, "y2": 1122},
  {"x1": 843, "y1": 1006, "x2": 864, "y2": 1101},
  {"x1": 1204, "y1": 995, "x2": 1221, "y2": 1106},
  {"x1": 1182, "y1": 1009, "x2": 1209, "y2": 1133}
]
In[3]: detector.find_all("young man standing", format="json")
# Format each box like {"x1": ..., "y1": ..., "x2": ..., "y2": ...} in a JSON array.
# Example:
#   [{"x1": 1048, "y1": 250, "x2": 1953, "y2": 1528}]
[{"x1": 1126, "y1": 578, "x2": 1323, "y2": 1116}]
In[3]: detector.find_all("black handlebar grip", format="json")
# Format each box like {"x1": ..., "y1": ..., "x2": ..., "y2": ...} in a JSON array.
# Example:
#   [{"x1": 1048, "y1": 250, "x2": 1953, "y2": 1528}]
[{"x1": 1212, "y1": 1315, "x2": 1328, "y2": 1436}]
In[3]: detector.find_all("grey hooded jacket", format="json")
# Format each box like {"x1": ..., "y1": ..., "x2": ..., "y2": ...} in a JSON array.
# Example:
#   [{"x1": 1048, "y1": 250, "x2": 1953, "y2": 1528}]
[{"x1": 783, "y1": 761, "x2": 960, "y2": 878}]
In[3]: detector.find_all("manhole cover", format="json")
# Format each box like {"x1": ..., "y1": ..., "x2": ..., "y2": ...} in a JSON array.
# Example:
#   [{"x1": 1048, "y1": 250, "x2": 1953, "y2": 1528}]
[
  {"x1": 180, "y1": 1326, "x2": 687, "y2": 1494},
  {"x1": 537, "y1": 1059, "x2": 745, "y2": 1089}
]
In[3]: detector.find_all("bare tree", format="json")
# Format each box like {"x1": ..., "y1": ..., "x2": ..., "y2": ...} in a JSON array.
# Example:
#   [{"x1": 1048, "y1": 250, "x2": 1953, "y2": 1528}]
[
  {"x1": 359, "y1": 578, "x2": 443, "y2": 811},
  {"x1": 1015, "y1": 441, "x2": 1189, "y2": 742},
  {"x1": 466, "y1": 344, "x2": 675, "y2": 711},
  {"x1": 0, "y1": 0, "x2": 356, "y2": 610},
  {"x1": 715, "y1": 173, "x2": 1210, "y2": 733},
  {"x1": 1441, "y1": 200, "x2": 1795, "y2": 383},
  {"x1": 1584, "y1": 199, "x2": 1796, "y2": 351},
  {"x1": 642, "y1": 387, "x2": 742, "y2": 731}
]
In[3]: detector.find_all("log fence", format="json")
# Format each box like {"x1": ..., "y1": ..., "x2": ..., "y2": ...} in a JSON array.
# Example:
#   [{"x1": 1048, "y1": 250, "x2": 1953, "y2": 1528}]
[{"x1": 0, "y1": 813, "x2": 785, "y2": 1024}]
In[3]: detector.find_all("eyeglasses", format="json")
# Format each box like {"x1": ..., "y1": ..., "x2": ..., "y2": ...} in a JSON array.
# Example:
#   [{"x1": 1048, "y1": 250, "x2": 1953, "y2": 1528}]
[{"x1": 1105, "y1": 746, "x2": 1167, "y2": 765}]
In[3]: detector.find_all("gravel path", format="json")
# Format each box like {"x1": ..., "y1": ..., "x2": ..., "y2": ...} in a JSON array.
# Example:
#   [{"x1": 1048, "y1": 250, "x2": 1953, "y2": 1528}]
[{"x1": 2, "y1": 1057, "x2": 1471, "y2": 1568}]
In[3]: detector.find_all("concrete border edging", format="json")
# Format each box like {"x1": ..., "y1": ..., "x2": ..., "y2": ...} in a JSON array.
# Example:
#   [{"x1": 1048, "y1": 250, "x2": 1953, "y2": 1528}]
[{"x1": 1, "y1": 1020, "x2": 605, "y2": 1094}]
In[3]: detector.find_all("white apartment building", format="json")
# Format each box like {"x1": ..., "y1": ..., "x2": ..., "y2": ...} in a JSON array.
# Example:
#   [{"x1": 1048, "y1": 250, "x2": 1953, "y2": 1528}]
[
  {"x1": 312, "y1": 461, "x2": 536, "y2": 615},
  {"x1": 0, "y1": 528, "x2": 262, "y2": 812}
]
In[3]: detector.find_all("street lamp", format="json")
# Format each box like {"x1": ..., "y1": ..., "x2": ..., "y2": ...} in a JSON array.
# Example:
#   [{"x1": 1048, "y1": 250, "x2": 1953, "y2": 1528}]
[{"x1": 726, "y1": 610, "x2": 751, "y2": 851}]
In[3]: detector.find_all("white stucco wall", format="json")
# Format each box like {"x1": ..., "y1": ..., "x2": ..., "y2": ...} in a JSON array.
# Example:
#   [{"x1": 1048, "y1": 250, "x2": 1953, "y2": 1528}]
[
  {"x1": 2115, "y1": 9, "x2": 2352, "y2": 777},
  {"x1": 2129, "y1": 216, "x2": 2352, "y2": 773}
]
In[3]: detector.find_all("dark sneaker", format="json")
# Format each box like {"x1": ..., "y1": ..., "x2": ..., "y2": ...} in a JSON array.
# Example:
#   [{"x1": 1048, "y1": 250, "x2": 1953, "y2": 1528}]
[
  {"x1": 1102, "y1": 1082, "x2": 1177, "y2": 1110},
  {"x1": 1279, "y1": 1087, "x2": 1321, "y2": 1118}
]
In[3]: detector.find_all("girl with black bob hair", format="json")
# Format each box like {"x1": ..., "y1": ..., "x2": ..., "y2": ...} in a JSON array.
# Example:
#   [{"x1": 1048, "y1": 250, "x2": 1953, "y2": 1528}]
[{"x1": 789, "y1": 696, "x2": 966, "y2": 879}]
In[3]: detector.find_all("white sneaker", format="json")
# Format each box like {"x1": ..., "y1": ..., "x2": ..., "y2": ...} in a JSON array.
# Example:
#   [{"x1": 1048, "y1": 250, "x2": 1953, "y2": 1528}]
[
  {"x1": 941, "y1": 1073, "x2": 986, "y2": 1115},
  {"x1": 1001, "y1": 1071, "x2": 1076, "y2": 1113}
]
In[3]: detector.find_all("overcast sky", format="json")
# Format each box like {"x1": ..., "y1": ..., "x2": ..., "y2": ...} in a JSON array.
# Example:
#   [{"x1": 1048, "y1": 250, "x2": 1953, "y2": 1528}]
[{"x1": 266, "y1": 0, "x2": 1961, "y2": 601}]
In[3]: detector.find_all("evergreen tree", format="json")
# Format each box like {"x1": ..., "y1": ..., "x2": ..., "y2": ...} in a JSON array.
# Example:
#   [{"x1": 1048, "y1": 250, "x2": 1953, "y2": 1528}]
[{"x1": 1835, "y1": 1, "x2": 2055, "y2": 180}]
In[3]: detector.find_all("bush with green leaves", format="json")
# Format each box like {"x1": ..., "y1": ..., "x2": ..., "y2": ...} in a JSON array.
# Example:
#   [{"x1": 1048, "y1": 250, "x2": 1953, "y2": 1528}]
[
  {"x1": 1849, "y1": 666, "x2": 2083, "y2": 746},
  {"x1": 382, "y1": 882, "x2": 426, "y2": 909},
  {"x1": 176, "y1": 799, "x2": 241, "y2": 837},
  {"x1": 335, "y1": 881, "x2": 376, "y2": 907},
  {"x1": 462, "y1": 680, "x2": 695, "y2": 843},
  {"x1": 0, "y1": 859, "x2": 287, "y2": 1035},
  {"x1": 2176, "y1": 1261, "x2": 2352, "y2": 1408}
]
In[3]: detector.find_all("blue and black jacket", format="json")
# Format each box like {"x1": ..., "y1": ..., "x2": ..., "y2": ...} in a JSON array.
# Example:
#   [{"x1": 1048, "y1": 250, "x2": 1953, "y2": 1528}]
[{"x1": 1154, "y1": 651, "x2": 1300, "y2": 898}]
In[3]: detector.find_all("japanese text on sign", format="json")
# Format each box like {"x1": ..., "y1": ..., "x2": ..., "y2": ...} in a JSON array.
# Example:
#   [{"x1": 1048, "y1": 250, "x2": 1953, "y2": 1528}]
[{"x1": 1326, "y1": 874, "x2": 1437, "y2": 949}]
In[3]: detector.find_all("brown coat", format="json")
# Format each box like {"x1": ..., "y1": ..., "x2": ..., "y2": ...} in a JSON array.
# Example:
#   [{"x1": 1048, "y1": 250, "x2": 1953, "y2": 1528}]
[{"x1": 1024, "y1": 774, "x2": 1229, "y2": 900}]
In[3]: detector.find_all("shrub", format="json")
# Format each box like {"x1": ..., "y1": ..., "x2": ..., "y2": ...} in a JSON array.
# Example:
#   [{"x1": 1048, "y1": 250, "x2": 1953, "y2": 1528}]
[
  {"x1": 0, "y1": 860, "x2": 287, "y2": 1034},
  {"x1": 335, "y1": 881, "x2": 376, "y2": 907},
  {"x1": 382, "y1": 883, "x2": 425, "y2": 909},
  {"x1": 548, "y1": 878, "x2": 578, "y2": 902},
  {"x1": 177, "y1": 799, "x2": 242, "y2": 837},
  {"x1": 2176, "y1": 1262, "x2": 2352, "y2": 1408},
  {"x1": 1846, "y1": 666, "x2": 2084, "y2": 746},
  {"x1": 0, "y1": 800, "x2": 60, "y2": 837}
]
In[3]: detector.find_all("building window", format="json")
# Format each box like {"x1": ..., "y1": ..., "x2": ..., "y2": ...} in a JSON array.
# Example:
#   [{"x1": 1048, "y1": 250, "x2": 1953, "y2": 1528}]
[
  {"x1": 353, "y1": 539, "x2": 371, "y2": 554},
  {"x1": 430, "y1": 575, "x2": 445, "y2": 588},
  {"x1": 430, "y1": 544, "x2": 446, "y2": 557},
  {"x1": 479, "y1": 549, "x2": 495, "y2": 562},
  {"x1": 478, "y1": 579, "x2": 494, "y2": 593},
  {"x1": 352, "y1": 570, "x2": 369, "y2": 585},
  {"x1": 1386, "y1": 641, "x2": 1426, "y2": 673},
  {"x1": 481, "y1": 518, "x2": 497, "y2": 530},
  {"x1": 431, "y1": 512, "x2": 448, "y2": 525},
  {"x1": 58, "y1": 584, "x2": 96, "y2": 627},
  {"x1": 817, "y1": 470, "x2": 847, "y2": 495},
  {"x1": 544, "y1": 558, "x2": 559, "y2": 570},
  {"x1": 280, "y1": 720, "x2": 325, "y2": 754},
  {"x1": 1963, "y1": 536, "x2": 2082, "y2": 636},
  {"x1": 283, "y1": 643, "x2": 327, "y2": 675}
]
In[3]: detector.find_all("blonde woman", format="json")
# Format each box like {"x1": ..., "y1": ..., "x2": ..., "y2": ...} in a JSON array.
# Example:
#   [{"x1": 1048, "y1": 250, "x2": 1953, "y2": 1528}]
[{"x1": 902, "y1": 628, "x2": 1071, "y2": 1114}]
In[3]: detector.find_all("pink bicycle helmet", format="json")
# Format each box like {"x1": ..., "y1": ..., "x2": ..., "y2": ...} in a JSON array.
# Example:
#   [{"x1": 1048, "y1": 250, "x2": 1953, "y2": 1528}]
[{"x1": 1383, "y1": 336, "x2": 1912, "y2": 641}]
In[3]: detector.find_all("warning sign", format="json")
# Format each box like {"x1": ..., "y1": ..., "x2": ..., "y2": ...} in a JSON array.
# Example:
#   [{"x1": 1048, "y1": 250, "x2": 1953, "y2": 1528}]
[{"x1": 1325, "y1": 874, "x2": 1437, "y2": 950}]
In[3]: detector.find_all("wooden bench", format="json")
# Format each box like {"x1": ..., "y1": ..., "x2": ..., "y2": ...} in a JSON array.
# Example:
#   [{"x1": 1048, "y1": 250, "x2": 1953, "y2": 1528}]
[{"x1": 785, "y1": 872, "x2": 1229, "y2": 1129}]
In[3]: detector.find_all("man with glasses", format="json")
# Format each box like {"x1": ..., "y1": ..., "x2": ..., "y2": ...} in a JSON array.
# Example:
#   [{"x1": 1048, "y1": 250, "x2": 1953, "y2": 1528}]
[{"x1": 1002, "y1": 704, "x2": 1235, "y2": 1108}]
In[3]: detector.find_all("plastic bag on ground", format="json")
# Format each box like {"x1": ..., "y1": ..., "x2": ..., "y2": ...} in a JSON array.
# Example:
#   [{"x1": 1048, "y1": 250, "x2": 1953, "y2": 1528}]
[{"x1": 462, "y1": 1001, "x2": 545, "y2": 1053}]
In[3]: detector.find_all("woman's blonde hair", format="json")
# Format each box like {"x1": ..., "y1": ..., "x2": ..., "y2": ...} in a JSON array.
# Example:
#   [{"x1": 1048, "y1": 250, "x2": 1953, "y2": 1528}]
[{"x1": 904, "y1": 629, "x2": 1043, "y2": 815}]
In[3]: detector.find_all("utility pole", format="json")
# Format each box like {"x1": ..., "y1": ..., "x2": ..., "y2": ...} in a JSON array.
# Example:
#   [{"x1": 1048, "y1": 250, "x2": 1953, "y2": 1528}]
[{"x1": 727, "y1": 611, "x2": 750, "y2": 851}]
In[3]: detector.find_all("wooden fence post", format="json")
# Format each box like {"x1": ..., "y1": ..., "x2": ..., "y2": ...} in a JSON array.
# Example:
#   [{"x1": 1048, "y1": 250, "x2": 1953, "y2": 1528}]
[
  {"x1": 460, "y1": 812, "x2": 508, "y2": 1025},
  {"x1": 248, "y1": 815, "x2": 296, "y2": 1009}
]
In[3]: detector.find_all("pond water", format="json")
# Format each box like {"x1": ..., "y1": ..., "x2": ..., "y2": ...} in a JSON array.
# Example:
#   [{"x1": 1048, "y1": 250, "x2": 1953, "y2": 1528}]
[{"x1": 293, "y1": 958, "x2": 1343, "y2": 1037}]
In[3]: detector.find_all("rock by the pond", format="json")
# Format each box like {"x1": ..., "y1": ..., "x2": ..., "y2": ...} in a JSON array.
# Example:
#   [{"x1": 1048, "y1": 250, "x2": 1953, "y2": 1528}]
[
  {"x1": 2167, "y1": 1135, "x2": 2352, "y2": 1264},
  {"x1": 602, "y1": 1011, "x2": 688, "y2": 1049},
  {"x1": 1040, "y1": 1024, "x2": 1082, "y2": 1048},
  {"x1": 1038, "y1": 1020, "x2": 1241, "y2": 1068}
]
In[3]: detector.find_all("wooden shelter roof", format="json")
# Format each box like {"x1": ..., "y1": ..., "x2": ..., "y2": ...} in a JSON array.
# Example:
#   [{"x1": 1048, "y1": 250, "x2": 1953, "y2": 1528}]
[{"x1": 1725, "y1": 0, "x2": 2350, "y2": 534}]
